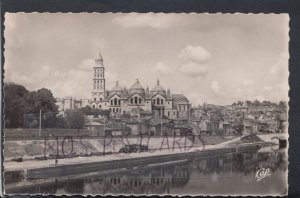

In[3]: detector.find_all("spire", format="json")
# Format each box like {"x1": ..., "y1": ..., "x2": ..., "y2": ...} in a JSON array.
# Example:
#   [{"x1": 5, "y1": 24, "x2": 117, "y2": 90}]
[
  {"x1": 98, "y1": 48, "x2": 103, "y2": 60},
  {"x1": 95, "y1": 48, "x2": 103, "y2": 63},
  {"x1": 116, "y1": 81, "x2": 119, "y2": 86},
  {"x1": 135, "y1": 77, "x2": 139, "y2": 83},
  {"x1": 157, "y1": 78, "x2": 160, "y2": 86}
]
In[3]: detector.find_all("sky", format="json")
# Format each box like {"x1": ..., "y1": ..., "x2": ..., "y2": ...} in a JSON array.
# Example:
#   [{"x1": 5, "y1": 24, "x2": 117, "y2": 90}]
[{"x1": 4, "y1": 13, "x2": 289, "y2": 106}]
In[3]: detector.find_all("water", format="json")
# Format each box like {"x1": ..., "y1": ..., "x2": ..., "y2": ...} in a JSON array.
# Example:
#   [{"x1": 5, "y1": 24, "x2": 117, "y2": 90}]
[{"x1": 6, "y1": 148, "x2": 287, "y2": 195}]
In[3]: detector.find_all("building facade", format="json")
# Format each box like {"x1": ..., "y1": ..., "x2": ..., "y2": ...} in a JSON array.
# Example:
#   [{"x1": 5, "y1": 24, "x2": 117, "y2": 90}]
[{"x1": 56, "y1": 53, "x2": 190, "y2": 120}]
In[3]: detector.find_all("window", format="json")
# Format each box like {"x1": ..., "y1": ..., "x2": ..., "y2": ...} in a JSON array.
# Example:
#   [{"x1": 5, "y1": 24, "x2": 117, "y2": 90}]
[
  {"x1": 168, "y1": 111, "x2": 170, "y2": 117},
  {"x1": 139, "y1": 98, "x2": 142, "y2": 104},
  {"x1": 135, "y1": 97, "x2": 138, "y2": 104},
  {"x1": 111, "y1": 100, "x2": 113, "y2": 105},
  {"x1": 131, "y1": 98, "x2": 133, "y2": 104},
  {"x1": 161, "y1": 99, "x2": 163, "y2": 104},
  {"x1": 113, "y1": 108, "x2": 115, "y2": 113},
  {"x1": 94, "y1": 98, "x2": 96, "y2": 102},
  {"x1": 93, "y1": 105, "x2": 95, "y2": 109},
  {"x1": 116, "y1": 108, "x2": 118, "y2": 113},
  {"x1": 118, "y1": 100, "x2": 121, "y2": 105},
  {"x1": 153, "y1": 99, "x2": 155, "y2": 104},
  {"x1": 100, "y1": 98, "x2": 102, "y2": 102},
  {"x1": 99, "y1": 105, "x2": 101, "y2": 108},
  {"x1": 157, "y1": 98, "x2": 160, "y2": 105},
  {"x1": 114, "y1": 98, "x2": 117, "y2": 106}
]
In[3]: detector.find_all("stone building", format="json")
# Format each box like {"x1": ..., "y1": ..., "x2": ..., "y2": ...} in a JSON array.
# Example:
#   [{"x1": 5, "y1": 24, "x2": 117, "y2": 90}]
[{"x1": 56, "y1": 52, "x2": 190, "y2": 120}]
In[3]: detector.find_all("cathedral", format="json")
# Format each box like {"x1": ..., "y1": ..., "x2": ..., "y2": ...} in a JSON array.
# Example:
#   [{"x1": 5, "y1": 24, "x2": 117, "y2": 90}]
[{"x1": 56, "y1": 52, "x2": 190, "y2": 120}]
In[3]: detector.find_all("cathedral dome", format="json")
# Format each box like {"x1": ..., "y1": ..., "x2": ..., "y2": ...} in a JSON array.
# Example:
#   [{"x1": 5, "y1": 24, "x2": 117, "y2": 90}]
[
  {"x1": 111, "y1": 81, "x2": 123, "y2": 94},
  {"x1": 151, "y1": 79, "x2": 166, "y2": 95},
  {"x1": 129, "y1": 78, "x2": 145, "y2": 94}
]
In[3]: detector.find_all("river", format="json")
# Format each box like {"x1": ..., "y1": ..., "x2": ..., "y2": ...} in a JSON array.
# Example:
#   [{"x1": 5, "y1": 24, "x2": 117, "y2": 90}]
[{"x1": 5, "y1": 147, "x2": 287, "y2": 195}]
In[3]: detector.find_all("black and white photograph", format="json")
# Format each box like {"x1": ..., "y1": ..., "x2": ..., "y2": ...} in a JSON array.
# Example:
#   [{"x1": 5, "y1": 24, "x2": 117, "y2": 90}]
[{"x1": 3, "y1": 13, "x2": 289, "y2": 195}]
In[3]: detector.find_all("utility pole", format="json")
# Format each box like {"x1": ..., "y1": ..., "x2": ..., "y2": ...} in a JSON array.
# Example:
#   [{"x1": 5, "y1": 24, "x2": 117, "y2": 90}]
[
  {"x1": 161, "y1": 108, "x2": 163, "y2": 136},
  {"x1": 103, "y1": 117, "x2": 106, "y2": 136},
  {"x1": 39, "y1": 109, "x2": 41, "y2": 137}
]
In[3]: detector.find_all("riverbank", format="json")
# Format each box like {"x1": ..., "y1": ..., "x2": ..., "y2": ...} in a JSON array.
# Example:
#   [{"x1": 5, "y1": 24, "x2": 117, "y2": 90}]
[
  {"x1": 4, "y1": 134, "x2": 286, "y2": 182},
  {"x1": 5, "y1": 142, "x2": 288, "y2": 195},
  {"x1": 4, "y1": 134, "x2": 234, "y2": 161},
  {"x1": 4, "y1": 134, "x2": 273, "y2": 172},
  {"x1": 4, "y1": 133, "x2": 287, "y2": 194}
]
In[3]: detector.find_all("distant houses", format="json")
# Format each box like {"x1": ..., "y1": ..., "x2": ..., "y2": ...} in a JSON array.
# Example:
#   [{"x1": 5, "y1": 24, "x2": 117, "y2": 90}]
[{"x1": 56, "y1": 53, "x2": 287, "y2": 137}]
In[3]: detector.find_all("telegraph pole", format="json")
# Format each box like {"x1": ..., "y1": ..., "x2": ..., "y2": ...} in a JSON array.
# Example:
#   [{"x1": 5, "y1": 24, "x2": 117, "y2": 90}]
[
  {"x1": 161, "y1": 108, "x2": 163, "y2": 136},
  {"x1": 39, "y1": 109, "x2": 42, "y2": 137}
]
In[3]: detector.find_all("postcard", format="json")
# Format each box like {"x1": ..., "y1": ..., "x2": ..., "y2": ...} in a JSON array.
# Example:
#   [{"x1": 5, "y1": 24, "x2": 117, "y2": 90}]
[{"x1": 3, "y1": 13, "x2": 289, "y2": 196}]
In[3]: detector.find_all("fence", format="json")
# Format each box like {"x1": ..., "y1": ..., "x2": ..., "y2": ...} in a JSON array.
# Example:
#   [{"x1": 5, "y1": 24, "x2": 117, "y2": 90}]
[{"x1": 4, "y1": 128, "x2": 94, "y2": 140}]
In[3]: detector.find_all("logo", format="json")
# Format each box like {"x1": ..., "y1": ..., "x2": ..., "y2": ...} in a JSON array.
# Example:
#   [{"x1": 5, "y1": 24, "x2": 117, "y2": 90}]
[{"x1": 255, "y1": 167, "x2": 270, "y2": 181}]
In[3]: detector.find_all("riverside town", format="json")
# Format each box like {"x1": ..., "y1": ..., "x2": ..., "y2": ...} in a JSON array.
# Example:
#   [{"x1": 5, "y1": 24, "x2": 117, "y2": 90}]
[
  {"x1": 3, "y1": 13, "x2": 289, "y2": 196},
  {"x1": 4, "y1": 52, "x2": 288, "y2": 195}
]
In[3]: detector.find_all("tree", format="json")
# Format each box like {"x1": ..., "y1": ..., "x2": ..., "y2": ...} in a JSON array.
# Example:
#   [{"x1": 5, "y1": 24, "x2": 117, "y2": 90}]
[
  {"x1": 253, "y1": 99, "x2": 260, "y2": 106},
  {"x1": 4, "y1": 83, "x2": 59, "y2": 128},
  {"x1": 237, "y1": 101, "x2": 243, "y2": 106},
  {"x1": 262, "y1": 100, "x2": 272, "y2": 106},
  {"x1": 24, "y1": 88, "x2": 58, "y2": 113},
  {"x1": 245, "y1": 100, "x2": 252, "y2": 107},
  {"x1": 278, "y1": 101, "x2": 287, "y2": 111},
  {"x1": 4, "y1": 83, "x2": 29, "y2": 128},
  {"x1": 79, "y1": 106, "x2": 93, "y2": 115},
  {"x1": 98, "y1": 109, "x2": 110, "y2": 118},
  {"x1": 65, "y1": 109, "x2": 86, "y2": 129},
  {"x1": 42, "y1": 113, "x2": 67, "y2": 128},
  {"x1": 79, "y1": 106, "x2": 110, "y2": 118},
  {"x1": 56, "y1": 115, "x2": 67, "y2": 128}
]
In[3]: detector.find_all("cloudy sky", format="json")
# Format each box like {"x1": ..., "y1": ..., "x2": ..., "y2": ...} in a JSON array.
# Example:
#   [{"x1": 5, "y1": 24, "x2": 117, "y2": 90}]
[{"x1": 4, "y1": 13, "x2": 289, "y2": 105}]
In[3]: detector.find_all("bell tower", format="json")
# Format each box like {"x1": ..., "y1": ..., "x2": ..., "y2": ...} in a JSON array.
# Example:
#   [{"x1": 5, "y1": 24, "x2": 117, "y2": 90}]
[{"x1": 91, "y1": 50, "x2": 105, "y2": 101}]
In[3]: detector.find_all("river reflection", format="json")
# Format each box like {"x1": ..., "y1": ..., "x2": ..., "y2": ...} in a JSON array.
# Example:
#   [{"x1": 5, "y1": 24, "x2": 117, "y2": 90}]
[{"x1": 7, "y1": 148, "x2": 287, "y2": 195}]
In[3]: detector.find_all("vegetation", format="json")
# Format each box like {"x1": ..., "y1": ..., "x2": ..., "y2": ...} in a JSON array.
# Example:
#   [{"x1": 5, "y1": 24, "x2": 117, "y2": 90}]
[
  {"x1": 4, "y1": 83, "x2": 29, "y2": 128},
  {"x1": 231, "y1": 100, "x2": 287, "y2": 108},
  {"x1": 65, "y1": 109, "x2": 86, "y2": 129},
  {"x1": 4, "y1": 82, "x2": 110, "y2": 129},
  {"x1": 4, "y1": 83, "x2": 59, "y2": 128},
  {"x1": 79, "y1": 106, "x2": 110, "y2": 118}
]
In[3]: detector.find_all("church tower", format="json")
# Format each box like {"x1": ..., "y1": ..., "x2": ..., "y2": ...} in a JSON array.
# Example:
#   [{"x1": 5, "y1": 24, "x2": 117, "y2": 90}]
[{"x1": 91, "y1": 50, "x2": 105, "y2": 102}]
